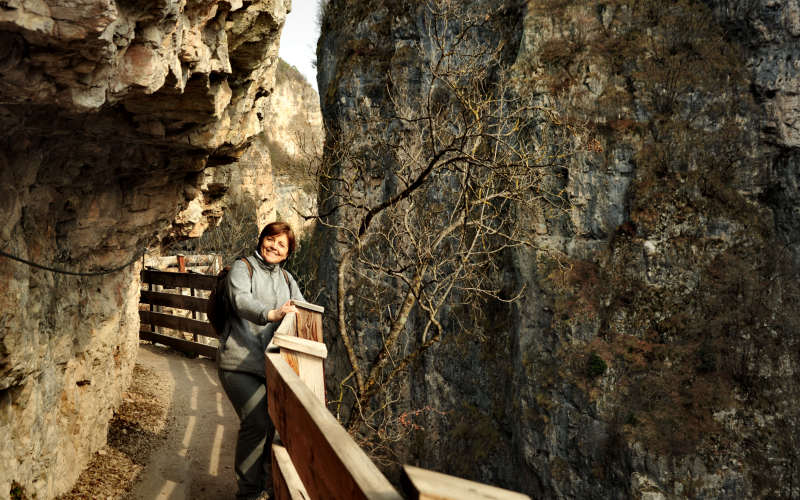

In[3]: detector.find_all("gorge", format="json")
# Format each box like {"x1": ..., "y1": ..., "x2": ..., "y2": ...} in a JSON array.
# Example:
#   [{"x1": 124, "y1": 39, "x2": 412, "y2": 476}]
[{"x1": 1, "y1": 0, "x2": 800, "y2": 499}]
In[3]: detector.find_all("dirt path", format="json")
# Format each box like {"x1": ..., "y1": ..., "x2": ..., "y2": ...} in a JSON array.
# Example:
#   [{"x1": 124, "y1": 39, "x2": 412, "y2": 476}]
[{"x1": 128, "y1": 343, "x2": 239, "y2": 500}]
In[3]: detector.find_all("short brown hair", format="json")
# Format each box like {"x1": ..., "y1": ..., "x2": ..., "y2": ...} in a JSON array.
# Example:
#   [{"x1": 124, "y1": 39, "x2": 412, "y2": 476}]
[{"x1": 258, "y1": 221, "x2": 296, "y2": 257}]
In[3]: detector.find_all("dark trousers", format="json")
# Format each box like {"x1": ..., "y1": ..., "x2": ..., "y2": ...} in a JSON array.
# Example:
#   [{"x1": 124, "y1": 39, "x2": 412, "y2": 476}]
[{"x1": 218, "y1": 369, "x2": 275, "y2": 499}]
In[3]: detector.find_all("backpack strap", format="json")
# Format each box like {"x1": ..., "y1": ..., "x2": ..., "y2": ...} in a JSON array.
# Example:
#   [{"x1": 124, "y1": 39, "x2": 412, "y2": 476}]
[
  {"x1": 240, "y1": 257, "x2": 254, "y2": 278},
  {"x1": 282, "y1": 269, "x2": 291, "y2": 296}
]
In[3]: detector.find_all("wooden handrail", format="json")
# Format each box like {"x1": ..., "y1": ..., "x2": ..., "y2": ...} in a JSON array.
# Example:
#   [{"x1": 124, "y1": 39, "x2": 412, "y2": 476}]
[
  {"x1": 401, "y1": 465, "x2": 530, "y2": 500},
  {"x1": 138, "y1": 310, "x2": 217, "y2": 338},
  {"x1": 140, "y1": 290, "x2": 207, "y2": 313},
  {"x1": 266, "y1": 349, "x2": 404, "y2": 500},
  {"x1": 141, "y1": 269, "x2": 217, "y2": 290},
  {"x1": 266, "y1": 314, "x2": 530, "y2": 500}
]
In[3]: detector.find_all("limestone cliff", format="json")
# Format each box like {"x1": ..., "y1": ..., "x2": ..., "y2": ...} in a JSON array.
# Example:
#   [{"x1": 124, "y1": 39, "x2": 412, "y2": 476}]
[
  {"x1": 172, "y1": 58, "x2": 321, "y2": 259},
  {"x1": 316, "y1": 0, "x2": 800, "y2": 497},
  {"x1": 0, "y1": 0, "x2": 288, "y2": 497}
]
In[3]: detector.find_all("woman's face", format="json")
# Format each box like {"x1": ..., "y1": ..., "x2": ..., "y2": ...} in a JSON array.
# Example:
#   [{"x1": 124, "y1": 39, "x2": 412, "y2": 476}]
[{"x1": 260, "y1": 232, "x2": 290, "y2": 264}]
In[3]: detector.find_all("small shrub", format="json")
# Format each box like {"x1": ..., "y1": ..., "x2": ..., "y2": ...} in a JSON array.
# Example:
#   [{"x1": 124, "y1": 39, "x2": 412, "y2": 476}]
[
  {"x1": 586, "y1": 352, "x2": 607, "y2": 379},
  {"x1": 10, "y1": 481, "x2": 26, "y2": 500}
]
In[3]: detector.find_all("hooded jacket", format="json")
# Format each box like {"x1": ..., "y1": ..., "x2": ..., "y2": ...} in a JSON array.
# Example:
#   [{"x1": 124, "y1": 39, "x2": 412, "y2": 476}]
[{"x1": 217, "y1": 252, "x2": 304, "y2": 376}]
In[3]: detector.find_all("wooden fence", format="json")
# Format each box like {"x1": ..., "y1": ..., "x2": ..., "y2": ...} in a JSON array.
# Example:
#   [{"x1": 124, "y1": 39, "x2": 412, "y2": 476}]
[
  {"x1": 138, "y1": 254, "x2": 530, "y2": 499},
  {"x1": 139, "y1": 266, "x2": 219, "y2": 358},
  {"x1": 138, "y1": 254, "x2": 324, "y2": 361}
]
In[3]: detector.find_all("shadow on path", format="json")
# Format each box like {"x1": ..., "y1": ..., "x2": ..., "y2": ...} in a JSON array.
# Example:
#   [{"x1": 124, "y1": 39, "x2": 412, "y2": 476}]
[{"x1": 129, "y1": 343, "x2": 239, "y2": 500}]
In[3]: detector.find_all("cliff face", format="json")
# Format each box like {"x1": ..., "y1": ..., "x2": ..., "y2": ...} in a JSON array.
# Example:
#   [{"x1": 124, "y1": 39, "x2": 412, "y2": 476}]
[
  {"x1": 316, "y1": 0, "x2": 800, "y2": 497},
  {"x1": 0, "y1": 0, "x2": 288, "y2": 497},
  {"x1": 260, "y1": 60, "x2": 322, "y2": 234}
]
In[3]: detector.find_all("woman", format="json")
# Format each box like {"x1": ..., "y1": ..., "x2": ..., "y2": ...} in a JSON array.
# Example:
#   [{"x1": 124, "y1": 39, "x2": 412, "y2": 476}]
[{"x1": 218, "y1": 221, "x2": 304, "y2": 500}]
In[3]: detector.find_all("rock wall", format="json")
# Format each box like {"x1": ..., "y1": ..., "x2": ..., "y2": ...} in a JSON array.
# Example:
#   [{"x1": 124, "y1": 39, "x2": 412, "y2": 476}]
[
  {"x1": 316, "y1": 0, "x2": 800, "y2": 497},
  {"x1": 257, "y1": 60, "x2": 321, "y2": 234},
  {"x1": 0, "y1": 0, "x2": 288, "y2": 497}
]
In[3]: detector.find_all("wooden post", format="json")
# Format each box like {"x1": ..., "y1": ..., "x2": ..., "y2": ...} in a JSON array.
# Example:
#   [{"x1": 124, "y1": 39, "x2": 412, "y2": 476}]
[
  {"x1": 191, "y1": 286, "x2": 198, "y2": 343},
  {"x1": 293, "y1": 300, "x2": 324, "y2": 342},
  {"x1": 148, "y1": 281, "x2": 155, "y2": 333},
  {"x1": 265, "y1": 350, "x2": 403, "y2": 500},
  {"x1": 272, "y1": 310, "x2": 328, "y2": 405},
  {"x1": 272, "y1": 334, "x2": 327, "y2": 404}
]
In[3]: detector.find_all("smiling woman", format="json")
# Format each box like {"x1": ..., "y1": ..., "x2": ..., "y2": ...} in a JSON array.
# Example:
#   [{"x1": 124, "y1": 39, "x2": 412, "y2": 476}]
[
  {"x1": 259, "y1": 222, "x2": 295, "y2": 265},
  {"x1": 217, "y1": 221, "x2": 305, "y2": 500}
]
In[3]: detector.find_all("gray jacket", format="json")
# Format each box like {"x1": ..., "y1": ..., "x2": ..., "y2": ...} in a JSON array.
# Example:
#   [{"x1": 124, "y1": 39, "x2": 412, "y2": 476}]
[{"x1": 217, "y1": 252, "x2": 304, "y2": 376}]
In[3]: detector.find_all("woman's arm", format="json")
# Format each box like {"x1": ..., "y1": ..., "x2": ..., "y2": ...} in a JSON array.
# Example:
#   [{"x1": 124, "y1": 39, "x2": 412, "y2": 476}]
[{"x1": 226, "y1": 259, "x2": 271, "y2": 325}]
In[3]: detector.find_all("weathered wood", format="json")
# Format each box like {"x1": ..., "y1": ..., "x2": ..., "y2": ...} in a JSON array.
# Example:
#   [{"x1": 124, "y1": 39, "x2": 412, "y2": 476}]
[
  {"x1": 141, "y1": 269, "x2": 217, "y2": 290},
  {"x1": 296, "y1": 309, "x2": 323, "y2": 342},
  {"x1": 140, "y1": 290, "x2": 208, "y2": 313},
  {"x1": 273, "y1": 334, "x2": 328, "y2": 359},
  {"x1": 265, "y1": 351, "x2": 402, "y2": 500},
  {"x1": 282, "y1": 349, "x2": 300, "y2": 374},
  {"x1": 273, "y1": 335, "x2": 327, "y2": 404},
  {"x1": 145, "y1": 254, "x2": 221, "y2": 268},
  {"x1": 275, "y1": 312, "x2": 297, "y2": 337},
  {"x1": 139, "y1": 330, "x2": 217, "y2": 359},
  {"x1": 272, "y1": 439, "x2": 310, "y2": 500},
  {"x1": 139, "y1": 310, "x2": 217, "y2": 338},
  {"x1": 401, "y1": 465, "x2": 531, "y2": 500},
  {"x1": 294, "y1": 300, "x2": 325, "y2": 314},
  {"x1": 177, "y1": 254, "x2": 186, "y2": 273}
]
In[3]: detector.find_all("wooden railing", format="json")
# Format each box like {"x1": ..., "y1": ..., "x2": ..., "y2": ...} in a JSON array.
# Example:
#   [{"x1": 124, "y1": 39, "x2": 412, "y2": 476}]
[
  {"x1": 139, "y1": 267, "x2": 220, "y2": 358},
  {"x1": 138, "y1": 255, "x2": 326, "y2": 361},
  {"x1": 137, "y1": 254, "x2": 530, "y2": 499},
  {"x1": 267, "y1": 311, "x2": 531, "y2": 500}
]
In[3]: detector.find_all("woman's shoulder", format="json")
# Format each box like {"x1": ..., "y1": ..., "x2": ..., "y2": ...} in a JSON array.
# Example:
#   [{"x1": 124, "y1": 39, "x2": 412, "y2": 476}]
[{"x1": 230, "y1": 256, "x2": 255, "y2": 275}]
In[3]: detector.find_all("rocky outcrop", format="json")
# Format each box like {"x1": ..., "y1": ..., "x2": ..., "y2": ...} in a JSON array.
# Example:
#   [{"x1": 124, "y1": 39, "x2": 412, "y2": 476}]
[
  {"x1": 0, "y1": 0, "x2": 288, "y2": 497},
  {"x1": 246, "y1": 60, "x2": 321, "y2": 234},
  {"x1": 316, "y1": 0, "x2": 800, "y2": 498}
]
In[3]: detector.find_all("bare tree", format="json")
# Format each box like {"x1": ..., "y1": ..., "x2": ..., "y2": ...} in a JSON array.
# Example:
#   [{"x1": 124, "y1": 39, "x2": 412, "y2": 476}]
[{"x1": 314, "y1": 0, "x2": 581, "y2": 459}]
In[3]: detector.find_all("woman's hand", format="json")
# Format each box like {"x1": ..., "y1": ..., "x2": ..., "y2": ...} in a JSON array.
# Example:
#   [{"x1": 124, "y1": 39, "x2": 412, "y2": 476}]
[{"x1": 267, "y1": 300, "x2": 298, "y2": 322}]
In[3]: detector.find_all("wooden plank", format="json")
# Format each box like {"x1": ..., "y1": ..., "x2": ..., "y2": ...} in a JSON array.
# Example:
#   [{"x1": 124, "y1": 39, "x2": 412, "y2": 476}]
[
  {"x1": 139, "y1": 330, "x2": 217, "y2": 359},
  {"x1": 293, "y1": 300, "x2": 325, "y2": 314},
  {"x1": 140, "y1": 290, "x2": 208, "y2": 313},
  {"x1": 296, "y1": 309, "x2": 323, "y2": 342},
  {"x1": 276, "y1": 312, "x2": 297, "y2": 337},
  {"x1": 139, "y1": 310, "x2": 217, "y2": 338},
  {"x1": 282, "y1": 350, "x2": 300, "y2": 375},
  {"x1": 273, "y1": 337, "x2": 326, "y2": 404},
  {"x1": 141, "y1": 269, "x2": 217, "y2": 290},
  {"x1": 145, "y1": 254, "x2": 220, "y2": 269},
  {"x1": 272, "y1": 439, "x2": 310, "y2": 500},
  {"x1": 273, "y1": 335, "x2": 328, "y2": 359},
  {"x1": 401, "y1": 465, "x2": 531, "y2": 500},
  {"x1": 265, "y1": 351, "x2": 402, "y2": 500},
  {"x1": 295, "y1": 351, "x2": 325, "y2": 404}
]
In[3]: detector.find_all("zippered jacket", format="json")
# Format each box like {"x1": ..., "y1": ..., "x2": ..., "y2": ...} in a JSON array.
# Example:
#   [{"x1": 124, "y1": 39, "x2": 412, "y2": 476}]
[{"x1": 218, "y1": 252, "x2": 304, "y2": 376}]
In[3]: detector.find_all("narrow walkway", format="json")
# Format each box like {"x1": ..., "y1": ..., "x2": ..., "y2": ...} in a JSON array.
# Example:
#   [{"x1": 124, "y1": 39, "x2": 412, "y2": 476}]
[{"x1": 131, "y1": 344, "x2": 239, "y2": 499}]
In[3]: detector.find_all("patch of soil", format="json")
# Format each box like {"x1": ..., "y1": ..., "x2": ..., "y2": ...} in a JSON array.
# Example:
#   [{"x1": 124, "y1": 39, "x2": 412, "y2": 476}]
[{"x1": 57, "y1": 364, "x2": 172, "y2": 500}]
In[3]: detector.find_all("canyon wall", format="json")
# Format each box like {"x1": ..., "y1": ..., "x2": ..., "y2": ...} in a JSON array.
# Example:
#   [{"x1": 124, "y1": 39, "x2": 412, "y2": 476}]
[
  {"x1": 316, "y1": 0, "x2": 800, "y2": 497},
  {"x1": 0, "y1": 0, "x2": 288, "y2": 497}
]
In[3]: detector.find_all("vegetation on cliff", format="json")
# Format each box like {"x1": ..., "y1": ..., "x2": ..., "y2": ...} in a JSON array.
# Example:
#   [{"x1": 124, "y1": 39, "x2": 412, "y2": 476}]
[{"x1": 316, "y1": 0, "x2": 800, "y2": 497}]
